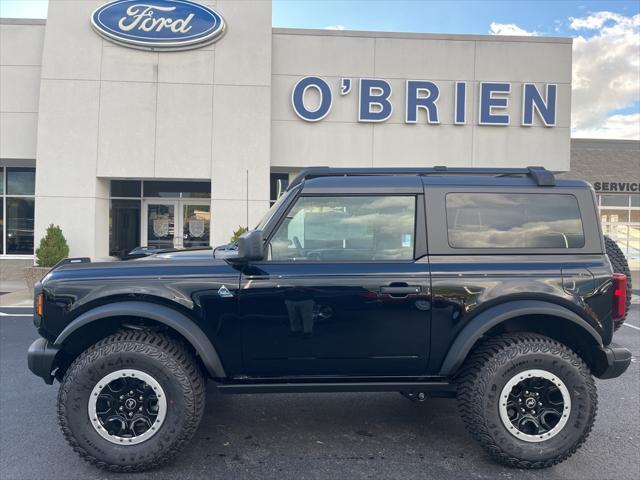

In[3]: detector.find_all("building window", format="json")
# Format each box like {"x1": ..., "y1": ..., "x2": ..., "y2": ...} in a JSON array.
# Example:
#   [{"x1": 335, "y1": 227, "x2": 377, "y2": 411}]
[
  {"x1": 143, "y1": 181, "x2": 211, "y2": 199},
  {"x1": 110, "y1": 199, "x2": 141, "y2": 257},
  {"x1": 598, "y1": 193, "x2": 639, "y2": 272},
  {"x1": 1, "y1": 167, "x2": 36, "y2": 256},
  {"x1": 109, "y1": 181, "x2": 142, "y2": 257}
]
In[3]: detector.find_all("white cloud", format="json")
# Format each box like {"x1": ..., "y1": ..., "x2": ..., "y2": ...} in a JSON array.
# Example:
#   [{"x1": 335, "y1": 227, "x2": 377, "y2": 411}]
[
  {"x1": 324, "y1": 25, "x2": 345, "y2": 30},
  {"x1": 488, "y1": 14, "x2": 639, "y2": 139},
  {"x1": 570, "y1": 11, "x2": 640, "y2": 139},
  {"x1": 489, "y1": 22, "x2": 537, "y2": 36},
  {"x1": 569, "y1": 11, "x2": 635, "y2": 30},
  {"x1": 571, "y1": 113, "x2": 640, "y2": 140}
]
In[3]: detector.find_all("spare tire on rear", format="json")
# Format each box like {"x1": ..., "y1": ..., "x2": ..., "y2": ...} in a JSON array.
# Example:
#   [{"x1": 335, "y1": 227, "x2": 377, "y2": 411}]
[{"x1": 604, "y1": 235, "x2": 632, "y2": 331}]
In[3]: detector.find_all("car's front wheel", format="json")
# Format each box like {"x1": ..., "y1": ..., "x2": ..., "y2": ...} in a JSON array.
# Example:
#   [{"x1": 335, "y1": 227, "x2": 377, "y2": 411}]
[
  {"x1": 457, "y1": 333, "x2": 597, "y2": 468},
  {"x1": 57, "y1": 330, "x2": 206, "y2": 472}
]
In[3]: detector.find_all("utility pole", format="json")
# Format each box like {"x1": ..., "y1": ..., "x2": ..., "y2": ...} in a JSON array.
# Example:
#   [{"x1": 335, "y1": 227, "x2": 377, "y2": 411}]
[{"x1": 246, "y1": 169, "x2": 249, "y2": 229}]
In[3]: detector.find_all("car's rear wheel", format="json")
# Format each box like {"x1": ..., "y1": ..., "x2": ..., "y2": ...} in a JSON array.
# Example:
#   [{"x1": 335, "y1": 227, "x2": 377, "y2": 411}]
[
  {"x1": 457, "y1": 333, "x2": 597, "y2": 468},
  {"x1": 58, "y1": 330, "x2": 206, "y2": 472}
]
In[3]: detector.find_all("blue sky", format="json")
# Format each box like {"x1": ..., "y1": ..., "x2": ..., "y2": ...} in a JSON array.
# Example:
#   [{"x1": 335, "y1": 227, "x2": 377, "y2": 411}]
[
  {"x1": 1, "y1": 1, "x2": 637, "y2": 36},
  {"x1": 273, "y1": 1, "x2": 638, "y2": 36},
  {"x1": 1, "y1": 0, "x2": 638, "y2": 138}
]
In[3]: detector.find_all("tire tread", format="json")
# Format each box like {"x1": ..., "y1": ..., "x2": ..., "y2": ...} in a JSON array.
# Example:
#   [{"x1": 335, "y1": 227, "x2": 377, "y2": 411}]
[
  {"x1": 457, "y1": 332, "x2": 597, "y2": 469},
  {"x1": 57, "y1": 330, "x2": 206, "y2": 472}
]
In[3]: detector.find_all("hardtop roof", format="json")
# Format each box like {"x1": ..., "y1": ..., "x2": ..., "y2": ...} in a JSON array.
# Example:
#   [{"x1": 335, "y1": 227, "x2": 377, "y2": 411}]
[
  {"x1": 300, "y1": 174, "x2": 590, "y2": 193},
  {"x1": 292, "y1": 166, "x2": 591, "y2": 193}
]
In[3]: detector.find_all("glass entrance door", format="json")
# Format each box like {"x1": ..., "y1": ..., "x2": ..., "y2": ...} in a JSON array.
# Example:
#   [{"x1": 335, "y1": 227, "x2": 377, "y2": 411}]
[
  {"x1": 144, "y1": 201, "x2": 178, "y2": 249},
  {"x1": 182, "y1": 202, "x2": 210, "y2": 248},
  {"x1": 143, "y1": 200, "x2": 211, "y2": 250}
]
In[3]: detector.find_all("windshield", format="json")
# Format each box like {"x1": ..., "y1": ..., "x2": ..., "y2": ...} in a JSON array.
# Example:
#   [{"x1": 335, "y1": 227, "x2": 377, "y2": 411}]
[{"x1": 254, "y1": 185, "x2": 298, "y2": 231}]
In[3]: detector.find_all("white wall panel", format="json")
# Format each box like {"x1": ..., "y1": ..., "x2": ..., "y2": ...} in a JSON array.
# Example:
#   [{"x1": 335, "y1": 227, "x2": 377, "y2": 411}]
[
  {"x1": 475, "y1": 41, "x2": 572, "y2": 83},
  {"x1": 155, "y1": 83, "x2": 213, "y2": 179},
  {"x1": 40, "y1": 0, "x2": 103, "y2": 80},
  {"x1": 273, "y1": 33, "x2": 375, "y2": 77},
  {"x1": 0, "y1": 66, "x2": 41, "y2": 112},
  {"x1": 271, "y1": 121, "x2": 373, "y2": 168},
  {"x1": 374, "y1": 37, "x2": 475, "y2": 80},
  {"x1": 473, "y1": 126, "x2": 571, "y2": 170},
  {"x1": 0, "y1": 22, "x2": 45, "y2": 66},
  {"x1": 0, "y1": 113, "x2": 38, "y2": 159},
  {"x1": 97, "y1": 82, "x2": 156, "y2": 178},
  {"x1": 35, "y1": 80, "x2": 99, "y2": 197}
]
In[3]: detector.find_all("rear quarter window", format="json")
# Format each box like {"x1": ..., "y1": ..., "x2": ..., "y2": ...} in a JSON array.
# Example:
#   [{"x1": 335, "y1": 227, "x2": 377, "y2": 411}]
[{"x1": 446, "y1": 193, "x2": 585, "y2": 249}]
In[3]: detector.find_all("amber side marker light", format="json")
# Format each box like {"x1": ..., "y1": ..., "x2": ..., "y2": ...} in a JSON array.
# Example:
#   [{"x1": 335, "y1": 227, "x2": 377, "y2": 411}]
[{"x1": 36, "y1": 293, "x2": 44, "y2": 317}]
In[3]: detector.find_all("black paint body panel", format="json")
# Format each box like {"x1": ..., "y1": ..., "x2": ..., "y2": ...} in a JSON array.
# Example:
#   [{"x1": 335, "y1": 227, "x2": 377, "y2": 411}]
[{"x1": 31, "y1": 174, "x2": 627, "y2": 385}]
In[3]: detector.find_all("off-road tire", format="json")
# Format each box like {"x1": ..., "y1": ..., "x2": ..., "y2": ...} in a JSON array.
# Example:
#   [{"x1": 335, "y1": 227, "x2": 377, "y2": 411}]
[
  {"x1": 604, "y1": 235, "x2": 632, "y2": 331},
  {"x1": 58, "y1": 330, "x2": 206, "y2": 472},
  {"x1": 457, "y1": 333, "x2": 597, "y2": 469}
]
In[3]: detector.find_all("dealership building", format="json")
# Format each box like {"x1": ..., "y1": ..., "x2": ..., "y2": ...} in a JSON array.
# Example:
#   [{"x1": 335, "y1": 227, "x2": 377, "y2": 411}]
[{"x1": 0, "y1": 0, "x2": 638, "y2": 273}]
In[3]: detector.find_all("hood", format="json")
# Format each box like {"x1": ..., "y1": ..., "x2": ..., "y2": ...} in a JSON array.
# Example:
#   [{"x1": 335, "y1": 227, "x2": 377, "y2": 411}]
[
  {"x1": 136, "y1": 247, "x2": 214, "y2": 261},
  {"x1": 41, "y1": 249, "x2": 230, "y2": 285}
]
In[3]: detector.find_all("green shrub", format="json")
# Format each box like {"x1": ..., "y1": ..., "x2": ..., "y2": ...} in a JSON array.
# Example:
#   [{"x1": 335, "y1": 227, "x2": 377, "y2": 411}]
[
  {"x1": 36, "y1": 224, "x2": 70, "y2": 267},
  {"x1": 230, "y1": 226, "x2": 249, "y2": 243}
]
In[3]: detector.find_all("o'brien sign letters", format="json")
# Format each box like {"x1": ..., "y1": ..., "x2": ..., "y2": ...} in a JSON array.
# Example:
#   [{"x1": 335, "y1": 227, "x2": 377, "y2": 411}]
[
  {"x1": 292, "y1": 77, "x2": 557, "y2": 127},
  {"x1": 91, "y1": 0, "x2": 225, "y2": 51}
]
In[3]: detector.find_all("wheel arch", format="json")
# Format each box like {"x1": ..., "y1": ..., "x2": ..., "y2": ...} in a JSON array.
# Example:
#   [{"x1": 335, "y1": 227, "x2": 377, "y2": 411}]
[
  {"x1": 54, "y1": 301, "x2": 226, "y2": 379},
  {"x1": 439, "y1": 300, "x2": 603, "y2": 376}
]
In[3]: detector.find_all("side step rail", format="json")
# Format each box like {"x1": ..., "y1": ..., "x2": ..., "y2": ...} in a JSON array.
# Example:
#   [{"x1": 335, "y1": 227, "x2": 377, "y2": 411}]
[{"x1": 216, "y1": 381, "x2": 457, "y2": 395}]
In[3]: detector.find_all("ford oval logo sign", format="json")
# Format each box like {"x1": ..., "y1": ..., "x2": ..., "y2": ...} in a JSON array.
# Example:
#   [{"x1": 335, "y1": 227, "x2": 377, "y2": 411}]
[{"x1": 91, "y1": 0, "x2": 225, "y2": 51}]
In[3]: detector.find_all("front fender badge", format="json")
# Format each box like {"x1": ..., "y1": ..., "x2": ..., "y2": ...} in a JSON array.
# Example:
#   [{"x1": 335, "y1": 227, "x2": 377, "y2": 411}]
[{"x1": 218, "y1": 285, "x2": 234, "y2": 298}]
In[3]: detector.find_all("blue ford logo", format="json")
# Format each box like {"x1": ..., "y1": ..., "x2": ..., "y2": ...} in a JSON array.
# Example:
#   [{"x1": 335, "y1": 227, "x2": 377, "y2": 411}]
[{"x1": 91, "y1": 0, "x2": 225, "y2": 51}]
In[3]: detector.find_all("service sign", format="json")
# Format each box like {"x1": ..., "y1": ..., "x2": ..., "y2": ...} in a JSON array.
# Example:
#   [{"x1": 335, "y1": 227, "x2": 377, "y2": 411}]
[{"x1": 91, "y1": 0, "x2": 225, "y2": 51}]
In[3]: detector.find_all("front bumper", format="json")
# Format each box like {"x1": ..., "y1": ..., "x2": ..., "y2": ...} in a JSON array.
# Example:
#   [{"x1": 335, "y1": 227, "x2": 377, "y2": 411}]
[
  {"x1": 27, "y1": 338, "x2": 60, "y2": 384},
  {"x1": 592, "y1": 344, "x2": 632, "y2": 379}
]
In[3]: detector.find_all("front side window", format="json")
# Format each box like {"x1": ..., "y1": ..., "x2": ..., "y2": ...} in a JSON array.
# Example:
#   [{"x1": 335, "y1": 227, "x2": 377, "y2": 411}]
[
  {"x1": 269, "y1": 196, "x2": 416, "y2": 261},
  {"x1": 446, "y1": 193, "x2": 585, "y2": 249}
]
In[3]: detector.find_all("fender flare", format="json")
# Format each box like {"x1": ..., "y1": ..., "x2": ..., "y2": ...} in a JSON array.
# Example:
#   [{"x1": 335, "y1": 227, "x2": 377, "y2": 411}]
[
  {"x1": 438, "y1": 300, "x2": 602, "y2": 376},
  {"x1": 55, "y1": 301, "x2": 226, "y2": 378}
]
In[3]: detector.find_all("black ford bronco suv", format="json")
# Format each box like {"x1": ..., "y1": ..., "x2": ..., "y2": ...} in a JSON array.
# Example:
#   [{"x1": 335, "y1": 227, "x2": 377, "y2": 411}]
[{"x1": 28, "y1": 166, "x2": 631, "y2": 471}]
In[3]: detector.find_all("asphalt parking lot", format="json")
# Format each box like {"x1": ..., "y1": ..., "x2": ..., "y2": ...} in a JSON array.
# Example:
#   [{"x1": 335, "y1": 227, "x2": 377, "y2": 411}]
[{"x1": 1, "y1": 306, "x2": 638, "y2": 480}]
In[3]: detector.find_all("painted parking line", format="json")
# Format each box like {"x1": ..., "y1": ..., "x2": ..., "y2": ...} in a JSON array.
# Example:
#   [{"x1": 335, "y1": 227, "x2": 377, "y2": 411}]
[
  {"x1": 0, "y1": 305, "x2": 33, "y2": 316},
  {"x1": 623, "y1": 323, "x2": 640, "y2": 331}
]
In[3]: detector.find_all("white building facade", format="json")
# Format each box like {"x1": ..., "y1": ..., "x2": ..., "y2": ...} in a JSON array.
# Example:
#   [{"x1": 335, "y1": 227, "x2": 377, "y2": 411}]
[{"x1": 1, "y1": 0, "x2": 577, "y2": 260}]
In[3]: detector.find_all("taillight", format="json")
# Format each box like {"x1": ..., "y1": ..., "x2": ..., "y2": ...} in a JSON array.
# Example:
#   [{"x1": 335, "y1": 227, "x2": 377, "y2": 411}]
[{"x1": 612, "y1": 273, "x2": 627, "y2": 320}]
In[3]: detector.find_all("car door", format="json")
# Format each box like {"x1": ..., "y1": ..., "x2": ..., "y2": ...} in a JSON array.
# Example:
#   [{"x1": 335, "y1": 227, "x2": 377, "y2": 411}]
[{"x1": 238, "y1": 192, "x2": 431, "y2": 377}]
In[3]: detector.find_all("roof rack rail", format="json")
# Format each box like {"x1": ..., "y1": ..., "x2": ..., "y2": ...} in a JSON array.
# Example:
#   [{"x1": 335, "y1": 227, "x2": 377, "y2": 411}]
[{"x1": 287, "y1": 165, "x2": 555, "y2": 190}]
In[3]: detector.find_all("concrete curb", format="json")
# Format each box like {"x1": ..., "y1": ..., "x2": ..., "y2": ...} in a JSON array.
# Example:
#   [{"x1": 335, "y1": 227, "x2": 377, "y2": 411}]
[{"x1": 0, "y1": 289, "x2": 34, "y2": 307}]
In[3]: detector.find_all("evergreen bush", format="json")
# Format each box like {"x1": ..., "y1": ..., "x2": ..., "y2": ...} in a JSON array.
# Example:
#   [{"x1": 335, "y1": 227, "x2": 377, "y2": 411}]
[
  {"x1": 36, "y1": 224, "x2": 70, "y2": 267},
  {"x1": 230, "y1": 226, "x2": 249, "y2": 243}
]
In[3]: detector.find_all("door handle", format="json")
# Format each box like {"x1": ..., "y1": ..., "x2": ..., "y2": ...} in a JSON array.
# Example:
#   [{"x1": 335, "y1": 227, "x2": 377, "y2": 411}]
[{"x1": 380, "y1": 285, "x2": 421, "y2": 296}]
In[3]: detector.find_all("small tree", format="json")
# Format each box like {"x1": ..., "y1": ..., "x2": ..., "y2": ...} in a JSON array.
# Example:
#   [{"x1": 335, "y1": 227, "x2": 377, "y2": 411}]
[
  {"x1": 230, "y1": 226, "x2": 249, "y2": 243},
  {"x1": 36, "y1": 224, "x2": 69, "y2": 267}
]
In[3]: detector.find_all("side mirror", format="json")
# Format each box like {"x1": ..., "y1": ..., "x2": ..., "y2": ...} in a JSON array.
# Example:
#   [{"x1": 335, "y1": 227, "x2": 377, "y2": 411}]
[{"x1": 236, "y1": 230, "x2": 264, "y2": 261}]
